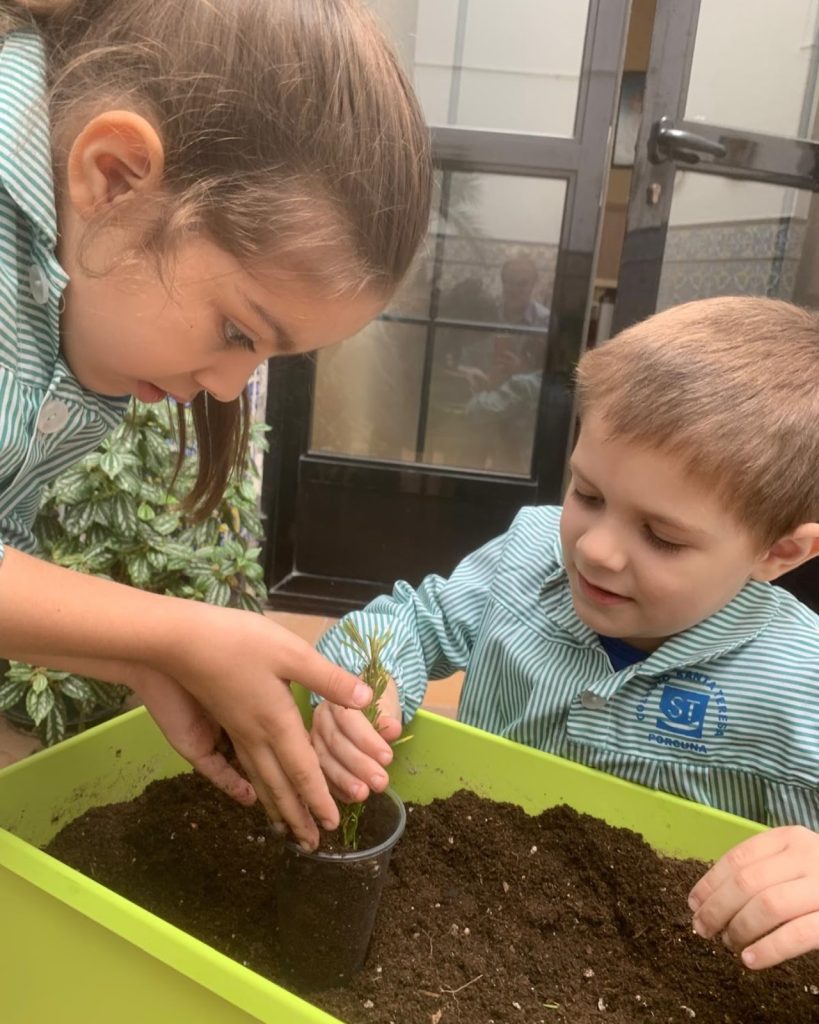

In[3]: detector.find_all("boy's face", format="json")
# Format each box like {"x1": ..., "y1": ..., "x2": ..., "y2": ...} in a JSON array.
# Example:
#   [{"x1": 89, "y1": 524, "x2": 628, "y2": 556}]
[{"x1": 559, "y1": 412, "x2": 768, "y2": 651}]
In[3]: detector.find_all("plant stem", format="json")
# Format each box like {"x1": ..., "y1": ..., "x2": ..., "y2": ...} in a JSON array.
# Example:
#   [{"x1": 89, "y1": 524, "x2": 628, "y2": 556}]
[{"x1": 337, "y1": 621, "x2": 392, "y2": 850}]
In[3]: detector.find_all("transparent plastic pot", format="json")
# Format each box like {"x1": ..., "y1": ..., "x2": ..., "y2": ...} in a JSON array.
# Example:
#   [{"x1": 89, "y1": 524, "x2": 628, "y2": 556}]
[{"x1": 275, "y1": 788, "x2": 406, "y2": 989}]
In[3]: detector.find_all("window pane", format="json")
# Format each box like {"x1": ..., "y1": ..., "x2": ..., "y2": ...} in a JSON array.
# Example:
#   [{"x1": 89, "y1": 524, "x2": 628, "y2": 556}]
[
  {"x1": 310, "y1": 322, "x2": 426, "y2": 461},
  {"x1": 311, "y1": 170, "x2": 568, "y2": 477},
  {"x1": 686, "y1": 0, "x2": 819, "y2": 140},
  {"x1": 370, "y1": 0, "x2": 590, "y2": 136}
]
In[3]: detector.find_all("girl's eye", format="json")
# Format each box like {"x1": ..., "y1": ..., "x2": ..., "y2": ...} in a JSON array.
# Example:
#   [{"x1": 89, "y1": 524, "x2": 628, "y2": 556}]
[
  {"x1": 223, "y1": 320, "x2": 256, "y2": 353},
  {"x1": 644, "y1": 528, "x2": 684, "y2": 554}
]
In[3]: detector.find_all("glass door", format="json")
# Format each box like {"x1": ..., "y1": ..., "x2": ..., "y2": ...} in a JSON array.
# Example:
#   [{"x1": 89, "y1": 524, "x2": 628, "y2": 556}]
[
  {"x1": 262, "y1": 0, "x2": 630, "y2": 613},
  {"x1": 614, "y1": 0, "x2": 819, "y2": 611},
  {"x1": 615, "y1": 0, "x2": 819, "y2": 330}
]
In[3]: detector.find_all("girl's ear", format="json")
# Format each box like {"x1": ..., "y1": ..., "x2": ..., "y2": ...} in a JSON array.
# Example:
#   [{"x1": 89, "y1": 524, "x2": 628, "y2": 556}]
[
  {"x1": 65, "y1": 111, "x2": 165, "y2": 218},
  {"x1": 751, "y1": 522, "x2": 819, "y2": 582}
]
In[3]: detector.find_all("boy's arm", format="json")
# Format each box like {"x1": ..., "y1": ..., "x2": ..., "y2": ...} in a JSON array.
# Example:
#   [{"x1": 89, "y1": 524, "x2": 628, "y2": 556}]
[{"x1": 316, "y1": 529, "x2": 508, "y2": 722}]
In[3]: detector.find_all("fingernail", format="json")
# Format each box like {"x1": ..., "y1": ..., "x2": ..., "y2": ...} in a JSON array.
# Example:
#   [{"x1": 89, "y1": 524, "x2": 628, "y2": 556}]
[
  {"x1": 722, "y1": 933, "x2": 737, "y2": 953},
  {"x1": 692, "y1": 917, "x2": 707, "y2": 938},
  {"x1": 688, "y1": 893, "x2": 701, "y2": 912},
  {"x1": 271, "y1": 822, "x2": 287, "y2": 836},
  {"x1": 299, "y1": 839, "x2": 316, "y2": 853},
  {"x1": 321, "y1": 818, "x2": 336, "y2": 831},
  {"x1": 371, "y1": 773, "x2": 387, "y2": 790},
  {"x1": 741, "y1": 949, "x2": 756, "y2": 967},
  {"x1": 378, "y1": 749, "x2": 393, "y2": 765},
  {"x1": 353, "y1": 683, "x2": 372, "y2": 706}
]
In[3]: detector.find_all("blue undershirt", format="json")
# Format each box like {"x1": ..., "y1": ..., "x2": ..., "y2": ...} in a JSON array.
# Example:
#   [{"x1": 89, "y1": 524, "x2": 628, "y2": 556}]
[{"x1": 597, "y1": 634, "x2": 648, "y2": 672}]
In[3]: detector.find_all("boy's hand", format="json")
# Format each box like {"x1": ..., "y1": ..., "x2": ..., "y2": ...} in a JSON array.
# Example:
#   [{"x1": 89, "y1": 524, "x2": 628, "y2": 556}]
[
  {"x1": 688, "y1": 825, "x2": 819, "y2": 969},
  {"x1": 312, "y1": 678, "x2": 402, "y2": 803}
]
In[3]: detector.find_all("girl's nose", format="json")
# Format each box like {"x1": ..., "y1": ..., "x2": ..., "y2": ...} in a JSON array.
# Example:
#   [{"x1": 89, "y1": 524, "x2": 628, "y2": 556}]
[
  {"x1": 576, "y1": 523, "x2": 628, "y2": 573},
  {"x1": 196, "y1": 356, "x2": 260, "y2": 403}
]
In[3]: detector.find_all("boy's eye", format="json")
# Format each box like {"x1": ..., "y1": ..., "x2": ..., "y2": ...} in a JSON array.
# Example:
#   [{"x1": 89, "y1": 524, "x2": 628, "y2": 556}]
[
  {"x1": 644, "y1": 528, "x2": 684, "y2": 554},
  {"x1": 223, "y1": 320, "x2": 256, "y2": 353},
  {"x1": 572, "y1": 486, "x2": 602, "y2": 508}
]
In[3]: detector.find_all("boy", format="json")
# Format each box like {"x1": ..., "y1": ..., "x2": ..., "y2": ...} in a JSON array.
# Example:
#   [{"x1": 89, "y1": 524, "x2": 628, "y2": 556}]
[{"x1": 313, "y1": 296, "x2": 819, "y2": 970}]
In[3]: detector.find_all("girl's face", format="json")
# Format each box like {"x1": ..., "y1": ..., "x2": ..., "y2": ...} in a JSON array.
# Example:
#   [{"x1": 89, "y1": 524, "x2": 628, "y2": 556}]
[{"x1": 58, "y1": 237, "x2": 386, "y2": 404}]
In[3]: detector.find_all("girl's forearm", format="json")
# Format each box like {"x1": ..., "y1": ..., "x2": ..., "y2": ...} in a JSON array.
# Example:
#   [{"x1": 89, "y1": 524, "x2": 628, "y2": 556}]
[{"x1": 0, "y1": 546, "x2": 196, "y2": 677}]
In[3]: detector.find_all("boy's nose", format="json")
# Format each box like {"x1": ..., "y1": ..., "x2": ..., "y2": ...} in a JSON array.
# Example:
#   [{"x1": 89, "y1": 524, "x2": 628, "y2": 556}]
[{"x1": 576, "y1": 525, "x2": 628, "y2": 573}]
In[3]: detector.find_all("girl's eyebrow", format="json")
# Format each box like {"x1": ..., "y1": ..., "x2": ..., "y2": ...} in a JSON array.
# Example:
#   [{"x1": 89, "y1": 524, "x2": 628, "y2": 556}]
[{"x1": 240, "y1": 292, "x2": 296, "y2": 353}]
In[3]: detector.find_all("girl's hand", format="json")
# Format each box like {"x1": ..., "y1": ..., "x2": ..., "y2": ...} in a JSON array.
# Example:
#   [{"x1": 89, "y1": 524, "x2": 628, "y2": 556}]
[
  {"x1": 7, "y1": 651, "x2": 254, "y2": 807},
  {"x1": 312, "y1": 678, "x2": 402, "y2": 803},
  {"x1": 688, "y1": 825, "x2": 819, "y2": 969},
  {"x1": 155, "y1": 605, "x2": 375, "y2": 850}
]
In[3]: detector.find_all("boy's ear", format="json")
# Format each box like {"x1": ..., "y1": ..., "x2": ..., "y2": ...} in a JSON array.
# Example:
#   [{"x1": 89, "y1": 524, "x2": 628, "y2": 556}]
[
  {"x1": 65, "y1": 111, "x2": 165, "y2": 219},
  {"x1": 751, "y1": 522, "x2": 819, "y2": 582}
]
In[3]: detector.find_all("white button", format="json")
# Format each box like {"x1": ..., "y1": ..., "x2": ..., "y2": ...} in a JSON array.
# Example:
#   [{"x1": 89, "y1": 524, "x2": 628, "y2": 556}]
[
  {"x1": 28, "y1": 264, "x2": 50, "y2": 305},
  {"x1": 580, "y1": 690, "x2": 608, "y2": 710},
  {"x1": 37, "y1": 400, "x2": 70, "y2": 435}
]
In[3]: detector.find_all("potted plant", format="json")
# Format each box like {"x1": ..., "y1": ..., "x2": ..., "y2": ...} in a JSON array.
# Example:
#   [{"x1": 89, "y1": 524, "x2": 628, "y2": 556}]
[
  {"x1": 0, "y1": 400, "x2": 269, "y2": 745},
  {"x1": 275, "y1": 623, "x2": 407, "y2": 989}
]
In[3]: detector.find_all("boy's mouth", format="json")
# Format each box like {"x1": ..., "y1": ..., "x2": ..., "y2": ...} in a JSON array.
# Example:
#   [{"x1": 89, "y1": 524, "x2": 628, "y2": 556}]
[{"x1": 576, "y1": 571, "x2": 631, "y2": 606}]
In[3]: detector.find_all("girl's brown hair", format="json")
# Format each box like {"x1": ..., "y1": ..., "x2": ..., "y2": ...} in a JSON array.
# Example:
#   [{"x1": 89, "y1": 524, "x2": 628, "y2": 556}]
[
  {"x1": 576, "y1": 296, "x2": 819, "y2": 548},
  {"x1": 2, "y1": 0, "x2": 432, "y2": 515}
]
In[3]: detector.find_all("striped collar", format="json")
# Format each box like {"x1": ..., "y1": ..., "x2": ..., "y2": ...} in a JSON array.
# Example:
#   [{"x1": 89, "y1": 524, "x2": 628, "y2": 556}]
[{"x1": 0, "y1": 29, "x2": 58, "y2": 246}]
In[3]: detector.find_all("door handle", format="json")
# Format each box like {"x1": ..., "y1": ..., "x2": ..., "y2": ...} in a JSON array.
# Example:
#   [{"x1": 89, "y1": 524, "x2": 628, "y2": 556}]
[{"x1": 648, "y1": 116, "x2": 728, "y2": 165}]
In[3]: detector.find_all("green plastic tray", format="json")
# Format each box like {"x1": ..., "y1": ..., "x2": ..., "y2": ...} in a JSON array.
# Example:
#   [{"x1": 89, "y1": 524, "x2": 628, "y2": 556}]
[{"x1": 0, "y1": 703, "x2": 763, "y2": 1023}]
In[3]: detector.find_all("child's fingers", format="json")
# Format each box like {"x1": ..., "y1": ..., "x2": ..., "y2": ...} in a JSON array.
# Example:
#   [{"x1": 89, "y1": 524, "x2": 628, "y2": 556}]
[
  {"x1": 191, "y1": 748, "x2": 257, "y2": 807},
  {"x1": 376, "y1": 714, "x2": 403, "y2": 744},
  {"x1": 719, "y1": 877, "x2": 819, "y2": 963},
  {"x1": 739, "y1": 908, "x2": 819, "y2": 970},
  {"x1": 322, "y1": 710, "x2": 391, "y2": 793},
  {"x1": 234, "y1": 739, "x2": 326, "y2": 851},
  {"x1": 692, "y1": 848, "x2": 804, "y2": 939},
  {"x1": 273, "y1": 633, "x2": 373, "y2": 711},
  {"x1": 312, "y1": 729, "x2": 370, "y2": 803},
  {"x1": 689, "y1": 828, "x2": 792, "y2": 913}
]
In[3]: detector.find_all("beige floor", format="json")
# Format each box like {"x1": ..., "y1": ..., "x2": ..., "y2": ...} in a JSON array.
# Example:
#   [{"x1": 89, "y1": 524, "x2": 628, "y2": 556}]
[{"x1": 0, "y1": 611, "x2": 463, "y2": 770}]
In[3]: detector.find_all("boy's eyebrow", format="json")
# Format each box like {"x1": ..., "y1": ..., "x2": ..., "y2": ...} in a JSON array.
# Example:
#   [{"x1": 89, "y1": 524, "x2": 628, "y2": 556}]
[
  {"x1": 643, "y1": 513, "x2": 709, "y2": 538},
  {"x1": 240, "y1": 292, "x2": 296, "y2": 353},
  {"x1": 570, "y1": 460, "x2": 708, "y2": 538}
]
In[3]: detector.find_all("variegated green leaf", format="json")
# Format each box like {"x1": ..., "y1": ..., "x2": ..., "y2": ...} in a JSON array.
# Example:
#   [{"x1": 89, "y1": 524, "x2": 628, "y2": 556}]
[
  {"x1": 204, "y1": 578, "x2": 231, "y2": 606},
  {"x1": 0, "y1": 678, "x2": 27, "y2": 711},
  {"x1": 99, "y1": 449, "x2": 124, "y2": 479},
  {"x1": 59, "y1": 676, "x2": 95, "y2": 703},
  {"x1": 26, "y1": 685, "x2": 55, "y2": 726},
  {"x1": 111, "y1": 493, "x2": 139, "y2": 536},
  {"x1": 128, "y1": 555, "x2": 152, "y2": 589},
  {"x1": 43, "y1": 696, "x2": 68, "y2": 746}
]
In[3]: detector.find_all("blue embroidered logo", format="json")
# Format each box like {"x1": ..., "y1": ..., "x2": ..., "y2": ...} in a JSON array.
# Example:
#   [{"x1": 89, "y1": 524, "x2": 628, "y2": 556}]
[{"x1": 654, "y1": 685, "x2": 709, "y2": 739}]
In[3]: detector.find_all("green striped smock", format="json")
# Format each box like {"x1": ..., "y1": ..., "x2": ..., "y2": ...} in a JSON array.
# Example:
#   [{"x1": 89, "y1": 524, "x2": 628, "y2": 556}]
[
  {"x1": 317, "y1": 506, "x2": 819, "y2": 829},
  {"x1": 0, "y1": 29, "x2": 127, "y2": 561}
]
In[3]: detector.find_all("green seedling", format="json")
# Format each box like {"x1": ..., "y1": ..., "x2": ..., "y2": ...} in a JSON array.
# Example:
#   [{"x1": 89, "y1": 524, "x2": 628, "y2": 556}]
[{"x1": 338, "y1": 620, "x2": 392, "y2": 850}]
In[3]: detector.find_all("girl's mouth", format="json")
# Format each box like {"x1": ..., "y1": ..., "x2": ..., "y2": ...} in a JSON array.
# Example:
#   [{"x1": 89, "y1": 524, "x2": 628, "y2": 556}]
[{"x1": 134, "y1": 381, "x2": 168, "y2": 404}]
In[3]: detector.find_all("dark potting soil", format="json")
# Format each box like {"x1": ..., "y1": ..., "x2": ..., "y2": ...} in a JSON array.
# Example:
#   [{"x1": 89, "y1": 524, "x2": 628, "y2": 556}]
[{"x1": 45, "y1": 774, "x2": 819, "y2": 1024}]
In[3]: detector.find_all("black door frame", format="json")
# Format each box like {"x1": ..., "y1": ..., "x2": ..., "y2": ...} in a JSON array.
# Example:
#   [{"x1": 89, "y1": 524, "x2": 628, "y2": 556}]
[{"x1": 262, "y1": 0, "x2": 631, "y2": 616}]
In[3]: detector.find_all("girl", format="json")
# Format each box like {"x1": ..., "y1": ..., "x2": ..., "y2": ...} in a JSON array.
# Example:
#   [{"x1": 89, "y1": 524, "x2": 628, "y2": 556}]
[{"x1": 0, "y1": 0, "x2": 432, "y2": 849}]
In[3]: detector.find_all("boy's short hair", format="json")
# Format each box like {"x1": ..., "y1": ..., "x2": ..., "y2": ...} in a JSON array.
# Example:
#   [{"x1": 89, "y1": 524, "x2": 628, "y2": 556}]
[{"x1": 575, "y1": 296, "x2": 819, "y2": 548}]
